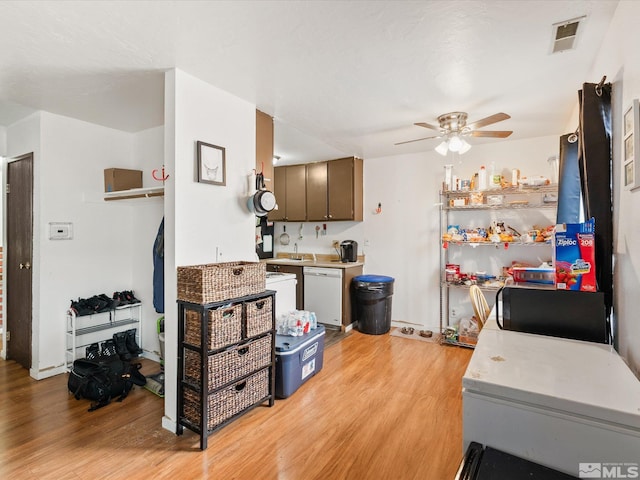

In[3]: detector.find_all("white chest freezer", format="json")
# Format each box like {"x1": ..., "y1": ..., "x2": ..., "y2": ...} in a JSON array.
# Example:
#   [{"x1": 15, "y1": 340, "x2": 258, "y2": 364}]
[{"x1": 463, "y1": 324, "x2": 640, "y2": 477}]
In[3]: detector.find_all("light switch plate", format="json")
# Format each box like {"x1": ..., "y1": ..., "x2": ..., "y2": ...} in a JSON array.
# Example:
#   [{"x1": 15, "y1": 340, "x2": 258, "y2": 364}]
[{"x1": 49, "y1": 222, "x2": 73, "y2": 240}]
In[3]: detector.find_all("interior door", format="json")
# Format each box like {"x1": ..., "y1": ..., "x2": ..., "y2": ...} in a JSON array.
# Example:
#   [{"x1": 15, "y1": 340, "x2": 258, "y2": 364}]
[{"x1": 6, "y1": 153, "x2": 34, "y2": 370}]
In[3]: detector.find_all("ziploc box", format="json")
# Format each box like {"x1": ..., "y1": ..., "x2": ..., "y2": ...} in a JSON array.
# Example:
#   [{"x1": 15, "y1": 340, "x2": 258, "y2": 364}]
[
  {"x1": 275, "y1": 325, "x2": 325, "y2": 399},
  {"x1": 553, "y1": 218, "x2": 597, "y2": 292}
]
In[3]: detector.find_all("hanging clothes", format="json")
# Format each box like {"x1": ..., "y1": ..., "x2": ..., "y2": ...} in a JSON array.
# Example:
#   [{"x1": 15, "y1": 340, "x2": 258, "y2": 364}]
[
  {"x1": 578, "y1": 80, "x2": 613, "y2": 318},
  {"x1": 556, "y1": 132, "x2": 581, "y2": 224},
  {"x1": 153, "y1": 217, "x2": 165, "y2": 314}
]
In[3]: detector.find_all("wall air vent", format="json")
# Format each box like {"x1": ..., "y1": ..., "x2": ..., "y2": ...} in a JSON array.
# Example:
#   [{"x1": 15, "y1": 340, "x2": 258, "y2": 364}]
[{"x1": 551, "y1": 16, "x2": 586, "y2": 54}]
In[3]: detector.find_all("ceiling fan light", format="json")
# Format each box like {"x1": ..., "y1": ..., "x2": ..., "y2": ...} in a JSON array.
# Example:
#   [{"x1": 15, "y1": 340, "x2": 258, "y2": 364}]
[
  {"x1": 448, "y1": 135, "x2": 463, "y2": 152},
  {"x1": 458, "y1": 139, "x2": 472, "y2": 154},
  {"x1": 435, "y1": 140, "x2": 449, "y2": 156}
]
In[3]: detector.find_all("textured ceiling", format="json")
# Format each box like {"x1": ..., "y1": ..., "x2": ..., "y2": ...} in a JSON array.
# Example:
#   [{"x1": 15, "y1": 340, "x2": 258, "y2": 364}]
[{"x1": 0, "y1": 1, "x2": 618, "y2": 163}]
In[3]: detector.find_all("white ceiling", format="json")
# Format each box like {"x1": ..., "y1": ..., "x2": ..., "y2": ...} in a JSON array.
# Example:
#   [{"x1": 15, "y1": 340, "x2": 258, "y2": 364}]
[{"x1": 0, "y1": 1, "x2": 618, "y2": 164}]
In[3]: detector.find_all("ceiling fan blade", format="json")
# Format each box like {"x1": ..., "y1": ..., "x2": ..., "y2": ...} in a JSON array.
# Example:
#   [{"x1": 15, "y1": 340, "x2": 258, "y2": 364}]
[
  {"x1": 414, "y1": 122, "x2": 441, "y2": 131},
  {"x1": 395, "y1": 134, "x2": 443, "y2": 145},
  {"x1": 469, "y1": 130, "x2": 513, "y2": 138},
  {"x1": 466, "y1": 112, "x2": 511, "y2": 130}
]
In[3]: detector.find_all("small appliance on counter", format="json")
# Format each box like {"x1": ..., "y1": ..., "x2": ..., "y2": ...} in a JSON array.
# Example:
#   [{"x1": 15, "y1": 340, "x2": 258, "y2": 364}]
[{"x1": 340, "y1": 240, "x2": 358, "y2": 262}]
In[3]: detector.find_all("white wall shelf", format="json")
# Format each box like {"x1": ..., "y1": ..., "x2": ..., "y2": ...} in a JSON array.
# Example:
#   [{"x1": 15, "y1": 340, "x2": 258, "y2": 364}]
[{"x1": 104, "y1": 186, "x2": 164, "y2": 201}]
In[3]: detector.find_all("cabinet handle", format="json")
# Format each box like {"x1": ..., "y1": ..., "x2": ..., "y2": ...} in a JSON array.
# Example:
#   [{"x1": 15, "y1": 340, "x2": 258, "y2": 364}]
[
  {"x1": 222, "y1": 309, "x2": 235, "y2": 318},
  {"x1": 232, "y1": 267, "x2": 244, "y2": 276},
  {"x1": 328, "y1": 214, "x2": 333, "y2": 219},
  {"x1": 237, "y1": 347, "x2": 249, "y2": 356},
  {"x1": 255, "y1": 301, "x2": 265, "y2": 310},
  {"x1": 234, "y1": 381, "x2": 247, "y2": 392}
]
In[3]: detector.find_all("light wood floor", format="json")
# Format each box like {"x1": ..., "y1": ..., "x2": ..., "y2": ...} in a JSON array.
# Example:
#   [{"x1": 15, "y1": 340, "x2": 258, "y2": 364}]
[{"x1": 0, "y1": 330, "x2": 472, "y2": 480}]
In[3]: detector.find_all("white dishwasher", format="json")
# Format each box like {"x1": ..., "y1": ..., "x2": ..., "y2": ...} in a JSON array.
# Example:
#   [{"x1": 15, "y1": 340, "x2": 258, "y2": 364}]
[{"x1": 303, "y1": 267, "x2": 342, "y2": 327}]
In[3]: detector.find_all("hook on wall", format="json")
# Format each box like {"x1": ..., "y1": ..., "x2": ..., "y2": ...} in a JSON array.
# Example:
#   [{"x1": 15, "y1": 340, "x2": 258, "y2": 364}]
[{"x1": 152, "y1": 165, "x2": 170, "y2": 184}]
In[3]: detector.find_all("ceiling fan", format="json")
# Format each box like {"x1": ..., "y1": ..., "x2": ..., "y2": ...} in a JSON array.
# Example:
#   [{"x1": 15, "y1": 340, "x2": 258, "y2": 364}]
[{"x1": 395, "y1": 112, "x2": 513, "y2": 154}]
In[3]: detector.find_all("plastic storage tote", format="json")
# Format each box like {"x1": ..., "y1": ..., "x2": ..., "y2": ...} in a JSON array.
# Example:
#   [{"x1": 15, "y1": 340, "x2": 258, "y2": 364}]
[{"x1": 275, "y1": 325, "x2": 325, "y2": 398}]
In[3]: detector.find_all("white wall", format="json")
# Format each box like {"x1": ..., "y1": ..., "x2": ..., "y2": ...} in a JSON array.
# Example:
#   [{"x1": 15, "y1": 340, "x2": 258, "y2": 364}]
[
  {"x1": 0, "y1": 126, "x2": 6, "y2": 156},
  {"x1": 364, "y1": 135, "x2": 559, "y2": 331},
  {"x1": 583, "y1": 0, "x2": 640, "y2": 377},
  {"x1": 131, "y1": 126, "x2": 165, "y2": 360},
  {"x1": 273, "y1": 221, "x2": 364, "y2": 259},
  {"x1": 163, "y1": 69, "x2": 256, "y2": 430},
  {"x1": 4, "y1": 111, "x2": 164, "y2": 378},
  {"x1": 37, "y1": 112, "x2": 138, "y2": 377}
]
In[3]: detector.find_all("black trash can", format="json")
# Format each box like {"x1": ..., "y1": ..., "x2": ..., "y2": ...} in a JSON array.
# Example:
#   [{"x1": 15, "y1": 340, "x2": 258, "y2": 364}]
[{"x1": 352, "y1": 275, "x2": 395, "y2": 335}]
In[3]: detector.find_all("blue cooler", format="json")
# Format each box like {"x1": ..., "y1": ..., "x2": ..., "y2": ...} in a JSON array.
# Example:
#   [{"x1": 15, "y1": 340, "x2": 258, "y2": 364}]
[{"x1": 275, "y1": 324, "x2": 325, "y2": 399}]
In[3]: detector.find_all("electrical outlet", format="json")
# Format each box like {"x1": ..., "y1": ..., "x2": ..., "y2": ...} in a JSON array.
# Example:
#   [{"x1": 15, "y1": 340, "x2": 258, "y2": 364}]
[{"x1": 332, "y1": 240, "x2": 340, "y2": 249}]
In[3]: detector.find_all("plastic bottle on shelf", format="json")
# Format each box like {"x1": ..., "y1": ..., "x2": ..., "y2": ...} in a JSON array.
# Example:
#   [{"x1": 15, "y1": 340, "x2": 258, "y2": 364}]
[
  {"x1": 490, "y1": 162, "x2": 501, "y2": 189},
  {"x1": 478, "y1": 166, "x2": 487, "y2": 191}
]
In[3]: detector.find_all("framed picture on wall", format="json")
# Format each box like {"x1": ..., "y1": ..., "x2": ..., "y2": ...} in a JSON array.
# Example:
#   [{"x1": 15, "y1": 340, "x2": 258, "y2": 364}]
[
  {"x1": 623, "y1": 99, "x2": 640, "y2": 191},
  {"x1": 625, "y1": 159, "x2": 634, "y2": 187},
  {"x1": 197, "y1": 141, "x2": 226, "y2": 186}
]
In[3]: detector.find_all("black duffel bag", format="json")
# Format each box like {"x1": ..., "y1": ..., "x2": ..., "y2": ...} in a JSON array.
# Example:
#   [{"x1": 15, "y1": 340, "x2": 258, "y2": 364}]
[{"x1": 68, "y1": 357, "x2": 145, "y2": 411}]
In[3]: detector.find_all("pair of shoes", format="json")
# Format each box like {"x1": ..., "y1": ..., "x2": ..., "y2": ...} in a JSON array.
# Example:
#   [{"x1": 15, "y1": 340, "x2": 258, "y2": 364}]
[
  {"x1": 113, "y1": 290, "x2": 141, "y2": 306},
  {"x1": 84, "y1": 339, "x2": 118, "y2": 361},
  {"x1": 70, "y1": 294, "x2": 115, "y2": 316},
  {"x1": 419, "y1": 330, "x2": 433, "y2": 338},
  {"x1": 71, "y1": 298, "x2": 94, "y2": 316},
  {"x1": 400, "y1": 327, "x2": 415, "y2": 335},
  {"x1": 113, "y1": 329, "x2": 142, "y2": 361}
]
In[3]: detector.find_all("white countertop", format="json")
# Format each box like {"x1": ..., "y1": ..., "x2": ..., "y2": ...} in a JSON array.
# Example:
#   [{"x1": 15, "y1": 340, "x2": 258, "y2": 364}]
[{"x1": 464, "y1": 309, "x2": 640, "y2": 430}]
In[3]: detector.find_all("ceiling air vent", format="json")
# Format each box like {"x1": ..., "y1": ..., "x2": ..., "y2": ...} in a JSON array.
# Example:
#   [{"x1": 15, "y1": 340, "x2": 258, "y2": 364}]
[{"x1": 551, "y1": 16, "x2": 586, "y2": 54}]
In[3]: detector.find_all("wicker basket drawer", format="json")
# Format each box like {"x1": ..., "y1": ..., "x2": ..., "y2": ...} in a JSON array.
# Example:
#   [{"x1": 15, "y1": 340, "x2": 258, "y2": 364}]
[
  {"x1": 184, "y1": 304, "x2": 242, "y2": 349},
  {"x1": 246, "y1": 296, "x2": 273, "y2": 338},
  {"x1": 184, "y1": 334, "x2": 272, "y2": 389},
  {"x1": 183, "y1": 368, "x2": 270, "y2": 431},
  {"x1": 177, "y1": 261, "x2": 266, "y2": 304}
]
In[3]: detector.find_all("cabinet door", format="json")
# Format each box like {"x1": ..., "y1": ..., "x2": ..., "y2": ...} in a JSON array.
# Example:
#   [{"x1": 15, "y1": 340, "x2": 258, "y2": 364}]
[
  {"x1": 284, "y1": 165, "x2": 307, "y2": 221},
  {"x1": 306, "y1": 162, "x2": 328, "y2": 221},
  {"x1": 256, "y1": 110, "x2": 274, "y2": 191},
  {"x1": 328, "y1": 157, "x2": 363, "y2": 221},
  {"x1": 274, "y1": 265, "x2": 304, "y2": 310},
  {"x1": 268, "y1": 167, "x2": 286, "y2": 221}
]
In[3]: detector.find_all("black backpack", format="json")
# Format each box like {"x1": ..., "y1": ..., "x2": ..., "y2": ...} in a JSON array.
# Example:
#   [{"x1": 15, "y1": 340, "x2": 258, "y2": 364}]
[{"x1": 68, "y1": 357, "x2": 145, "y2": 411}]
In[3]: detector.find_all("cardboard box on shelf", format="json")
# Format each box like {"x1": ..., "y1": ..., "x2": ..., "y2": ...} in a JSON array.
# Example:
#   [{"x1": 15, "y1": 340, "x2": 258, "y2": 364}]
[{"x1": 104, "y1": 168, "x2": 143, "y2": 192}]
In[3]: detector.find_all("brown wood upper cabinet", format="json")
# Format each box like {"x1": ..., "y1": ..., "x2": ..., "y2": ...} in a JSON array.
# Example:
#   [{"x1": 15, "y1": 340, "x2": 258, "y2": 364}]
[
  {"x1": 268, "y1": 164, "x2": 307, "y2": 221},
  {"x1": 255, "y1": 110, "x2": 274, "y2": 189},
  {"x1": 307, "y1": 157, "x2": 363, "y2": 222},
  {"x1": 306, "y1": 161, "x2": 328, "y2": 220}
]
